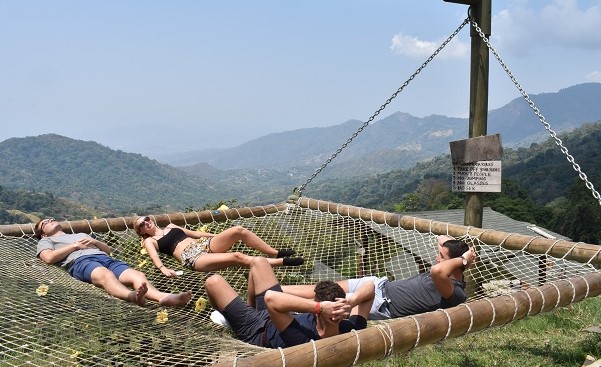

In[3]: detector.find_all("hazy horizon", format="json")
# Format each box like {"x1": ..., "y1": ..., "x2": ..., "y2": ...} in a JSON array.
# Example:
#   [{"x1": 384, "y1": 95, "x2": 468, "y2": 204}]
[{"x1": 2, "y1": 1, "x2": 601, "y2": 160}]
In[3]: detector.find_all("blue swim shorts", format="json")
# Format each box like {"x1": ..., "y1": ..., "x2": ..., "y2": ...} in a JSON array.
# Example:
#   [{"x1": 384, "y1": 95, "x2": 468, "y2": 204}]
[{"x1": 68, "y1": 254, "x2": 131, "y2": 283}]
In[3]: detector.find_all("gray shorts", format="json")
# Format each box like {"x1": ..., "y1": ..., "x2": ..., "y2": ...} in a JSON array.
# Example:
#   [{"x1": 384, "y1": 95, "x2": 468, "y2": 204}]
[
  {"x1": 347, "y1": 276, "x2": 391, "y2": 320},
  {"x1": 180, "y1": 237, "x2": 211, "y2": 269}
]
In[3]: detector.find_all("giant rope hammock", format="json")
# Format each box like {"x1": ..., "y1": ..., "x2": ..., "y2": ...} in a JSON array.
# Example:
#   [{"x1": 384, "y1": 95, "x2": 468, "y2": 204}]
[{"x1": 2, "y1": 15, "x2": 601, "y2": 367}]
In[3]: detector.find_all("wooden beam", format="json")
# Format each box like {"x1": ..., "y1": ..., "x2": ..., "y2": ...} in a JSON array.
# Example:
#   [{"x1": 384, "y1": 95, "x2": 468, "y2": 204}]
[
  {"x1": 210, "y1": 272, "x2": 601, "y2": 367},
  {"x1": 444, "y1": 0, "x2": 481, "y2": 5},
  {"x1": 0, "y1": 203, "x2": 288, "y2": 237}
]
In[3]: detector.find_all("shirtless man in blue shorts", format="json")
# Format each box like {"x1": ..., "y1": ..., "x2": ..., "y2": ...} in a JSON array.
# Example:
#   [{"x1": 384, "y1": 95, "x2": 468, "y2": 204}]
[
  {"x1": 204, "y1": 256, "x2": 374, "y2": 348},
  {"x1": 35, "y1": 218, "x2": 192, "y2": 307}
]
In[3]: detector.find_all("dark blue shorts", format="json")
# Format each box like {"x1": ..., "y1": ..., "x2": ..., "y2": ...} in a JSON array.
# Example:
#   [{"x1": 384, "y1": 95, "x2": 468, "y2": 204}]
[
  {"x1": 222, "y1": 284, "x2": 281, "y2": 346},
  {"x1": 68, "y1": 254, "x2": 131, "y2": 283}
]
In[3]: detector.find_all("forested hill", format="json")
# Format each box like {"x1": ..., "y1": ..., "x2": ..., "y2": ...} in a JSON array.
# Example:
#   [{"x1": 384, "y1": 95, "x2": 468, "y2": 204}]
[
  {"x1": 306, "y1": 121, "x2": 601, "y2": 212},
  {"x1": 0, "y1": 134, "x2": 228, "y2": 214},
  {"x1": 2, "y1": 118, "x2": 601, "y2": 217},
  {"x1": 3, "y1": 122, "x2": 599, "y2": 240},
  {"x1": 0, "y1": 134, "x2": 307, "y2": 216},
  {"x1": 0, "y1": 186, "x2": 98, "y2": 224}
]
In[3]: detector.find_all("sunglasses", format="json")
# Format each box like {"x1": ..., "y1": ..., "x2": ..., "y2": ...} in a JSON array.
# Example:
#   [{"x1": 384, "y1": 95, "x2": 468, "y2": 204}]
[
  {"x1": 137, "y1": 216, "x2": 151, "y2": 228},
  {"x1": 39, "y1": 218, "x2": 55, "y2": 232}
]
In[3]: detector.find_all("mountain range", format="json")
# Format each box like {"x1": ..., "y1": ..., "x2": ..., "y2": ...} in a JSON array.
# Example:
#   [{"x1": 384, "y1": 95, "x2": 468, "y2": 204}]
[
  {"x1": 0, "y1": 82, "x2": 600, "y2": 215},
  {"x1": 163, "y1": 83, "x2": 601, "y2": 175}
]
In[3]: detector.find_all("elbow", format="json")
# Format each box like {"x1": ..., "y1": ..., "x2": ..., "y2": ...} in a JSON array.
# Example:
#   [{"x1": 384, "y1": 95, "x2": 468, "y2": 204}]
[
  {"x1": 40, "y1": 256, "x2": 55, "y2": 265},
  {"x1": 430, "y1": 265, "x2": 442, "y2": 277},
  {"x1": 430, "y1": 265, "x2": 446, "y2": 281},
  {"x1": 363, "y1": 281, "x2": 375, "y2": 301},
  {"x1": 38, "y1": 251, "x2": 55, "y2": 264},
  {"x1": 367, "y1": 283, "x2": 375, "y2": 301}
]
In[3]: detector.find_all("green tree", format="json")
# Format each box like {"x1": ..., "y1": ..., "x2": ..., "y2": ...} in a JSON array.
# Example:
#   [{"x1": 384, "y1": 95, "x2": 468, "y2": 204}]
[
  {"x1": 394, "y1": 179, "x2": 462, "y2": 212},
  {"x1": 395, "y1": 192, "x2": 422, "y2": 212},
  {"x1": 485, "y1": 179, "x2": 553, "y2": 224},
  {"x1": 549, "y1": 179, "x2": 601, "y2": 244}
]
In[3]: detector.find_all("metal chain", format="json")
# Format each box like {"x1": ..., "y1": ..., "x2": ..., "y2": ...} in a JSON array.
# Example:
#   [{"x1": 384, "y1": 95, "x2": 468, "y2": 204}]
[
  {"x1": 469, "y1": 17, "x2": 601, "y2": 206},
  {"x1": 295, "y1": 17, "x2": 470, "y2": 195}
]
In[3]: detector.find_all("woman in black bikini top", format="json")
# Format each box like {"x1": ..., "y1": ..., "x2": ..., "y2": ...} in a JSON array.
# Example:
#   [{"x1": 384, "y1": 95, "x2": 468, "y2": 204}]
[{"x1": 134, "y1": 216, "x2": 303, "y2": 277}]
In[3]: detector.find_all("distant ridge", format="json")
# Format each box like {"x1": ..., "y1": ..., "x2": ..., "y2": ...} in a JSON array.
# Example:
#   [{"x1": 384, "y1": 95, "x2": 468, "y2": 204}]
[{"x1": 163, "y1": 82, "x2": 601, "y2": 176}]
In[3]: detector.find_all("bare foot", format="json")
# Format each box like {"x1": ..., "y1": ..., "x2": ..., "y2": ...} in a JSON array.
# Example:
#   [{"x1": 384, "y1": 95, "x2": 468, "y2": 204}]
[
  {"x1": 159, "y1": 291, "x2": 192, "y2": 307},
  {"x1": 130, "y1": 282, "x2": 148, "y2": 306}
]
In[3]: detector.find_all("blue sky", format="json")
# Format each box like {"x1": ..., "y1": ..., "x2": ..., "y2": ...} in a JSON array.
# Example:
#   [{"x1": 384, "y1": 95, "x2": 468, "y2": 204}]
[{"x1": 2, "y1": 0, "x2": 601, "y2": 159}]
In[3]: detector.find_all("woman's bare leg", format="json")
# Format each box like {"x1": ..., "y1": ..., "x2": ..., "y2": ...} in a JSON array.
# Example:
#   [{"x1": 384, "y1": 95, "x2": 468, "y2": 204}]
[
  {"x1": 193, "y1": 252, "x2": 288, "y2": 272},
  {"x1": 210, "y1": 226, "x2": 285, "y2": 257}
]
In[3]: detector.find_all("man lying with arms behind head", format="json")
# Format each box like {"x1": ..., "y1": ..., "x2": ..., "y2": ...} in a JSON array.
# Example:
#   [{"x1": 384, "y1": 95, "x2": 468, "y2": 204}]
[
  {"x1": 283, "y1": 235, "x2": 475, "y2": 320},
  {"x1": 205, "y1": 256, "x2": 374, "y2": 348}
]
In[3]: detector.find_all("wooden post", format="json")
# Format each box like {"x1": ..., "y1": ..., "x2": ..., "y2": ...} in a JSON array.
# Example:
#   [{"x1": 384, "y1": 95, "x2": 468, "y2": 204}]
[
  {"x1": 465, "y1": 0, "x2": 491, "y2": 228},
  {"x1": 444, "y1": 0, "x2": 491, "y2": 228}
]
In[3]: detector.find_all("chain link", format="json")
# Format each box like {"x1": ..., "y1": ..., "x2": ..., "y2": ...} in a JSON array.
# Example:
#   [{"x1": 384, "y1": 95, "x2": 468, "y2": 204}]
[
  {"x1": 296, "y1": 18, "x2": 470, "y2": 195},
  {"x1": 469, "y1": 17, "x2": 601, "y2": 206}
]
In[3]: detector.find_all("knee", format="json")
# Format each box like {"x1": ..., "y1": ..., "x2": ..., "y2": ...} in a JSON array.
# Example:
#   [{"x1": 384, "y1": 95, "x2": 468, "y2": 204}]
[
  {"x1": 264, "y1": 290, "x2": 277, "y2": 309},
  {"x1": 231, "y1": 225, "x2": 247, "y2": 236},
  {"x1": 125, "y1": 269, "x2": 148, "y2": 283},
  {"x1": 249, "y1": 256, "x2": 270, "y2": 269},
  {"x1": 91, "y1": 267, "x2": 112, "y2": 285},
  {"x1": 232, "y1": 251, "x2": 251, "y2": 263},
  {"x1": 205, "y1": 274, "x2": 226, "y2": 293}
]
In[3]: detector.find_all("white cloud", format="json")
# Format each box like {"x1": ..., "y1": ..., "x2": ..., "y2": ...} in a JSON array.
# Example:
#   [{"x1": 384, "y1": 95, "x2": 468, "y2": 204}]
[
  {"x1": 492, "y1": 0, "x2": 601, "y2": 54},
  {"x1": 587, "y1": 71, "x2": 601, "y2": 81},
  {"x1": 390, "y1": 33, "x2": 468, "y2": 59},
  {"x1": 491, "y1": 6, "x2": 535, "y2": 56},
  {"x1": 540, "y1": 0, "x2": 601, "y2": 48},
  {"x1": 430, "y1": 129, "x2": 454, "y2": 138}
]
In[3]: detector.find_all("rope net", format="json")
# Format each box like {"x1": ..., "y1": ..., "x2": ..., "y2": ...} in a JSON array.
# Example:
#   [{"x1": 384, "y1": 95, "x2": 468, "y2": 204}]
[{"x1": 1, "y1": 199, "x2": 599, "y2": 366}]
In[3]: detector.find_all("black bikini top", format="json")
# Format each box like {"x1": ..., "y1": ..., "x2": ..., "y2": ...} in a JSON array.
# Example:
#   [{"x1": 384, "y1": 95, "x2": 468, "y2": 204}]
[{"x1": 156, "y1": 227, "x2": 188, "y2": 256}]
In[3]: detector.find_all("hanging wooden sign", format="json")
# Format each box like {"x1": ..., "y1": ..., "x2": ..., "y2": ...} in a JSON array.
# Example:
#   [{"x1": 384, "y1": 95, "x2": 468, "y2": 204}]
[
  {"x1": 450, "y1": 134, "x2": 503, "y2": 193},
  {"x1": 452, "y1": 160, "x2": 502, "y2": 192}
]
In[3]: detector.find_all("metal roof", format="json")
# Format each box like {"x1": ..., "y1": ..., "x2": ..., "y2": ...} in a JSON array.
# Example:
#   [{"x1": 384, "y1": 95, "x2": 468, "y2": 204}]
[{"x1": 404, "y1": 207, "x2": 571, "y2": 241}]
